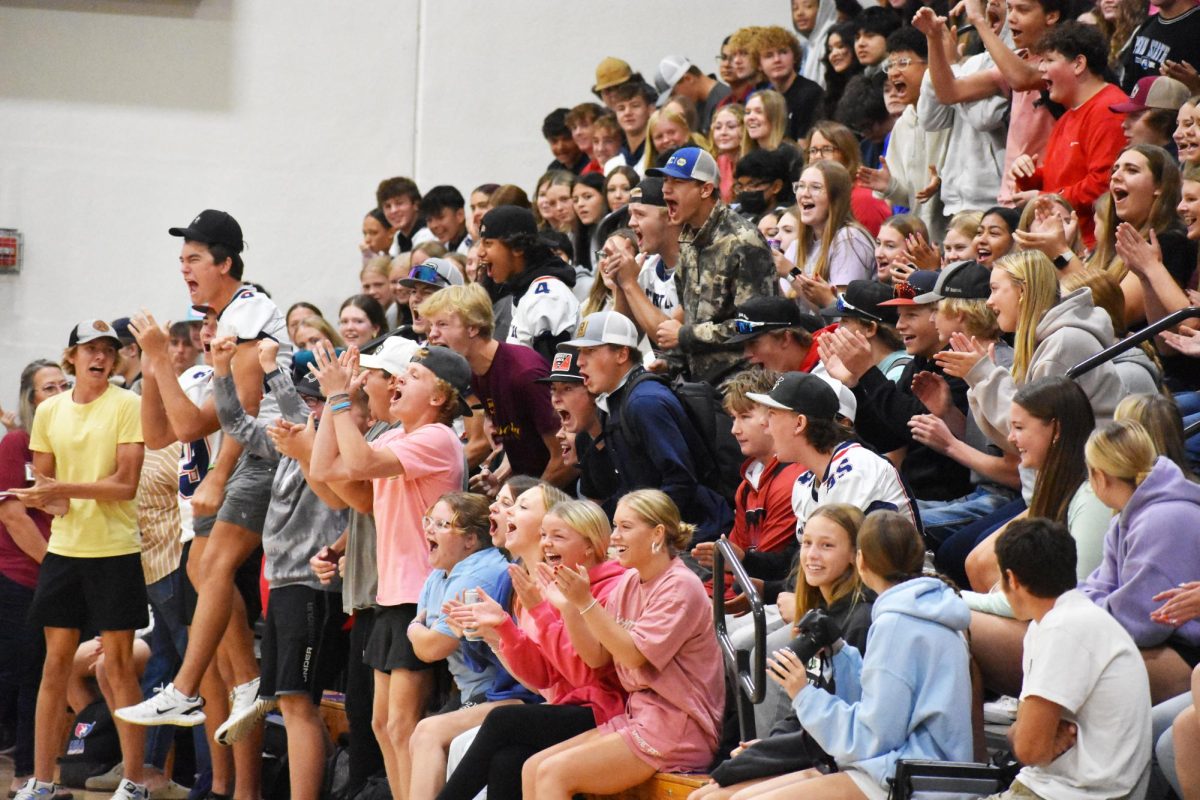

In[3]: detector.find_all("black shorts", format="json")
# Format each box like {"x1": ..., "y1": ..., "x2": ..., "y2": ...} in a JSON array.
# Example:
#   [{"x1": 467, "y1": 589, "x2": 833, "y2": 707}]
[
  {"x1": 259, "y1": 586, "x2": 347, "y2": 702},
  {"x1": 363, "y1": 604, "x2": 434, "y2": 673},
  {"x1": 215, "y1": 453, "x2": 276, "y2": 535},
  {"x1": 180, "y1": 541, "x2": 265, "y2": 629},
  {"x1": 30, "y1": 552, "x2": 149, "y2": 632},
  {"x1": 1169, "y1": 637, "x2": 1200, "y2": 668}
]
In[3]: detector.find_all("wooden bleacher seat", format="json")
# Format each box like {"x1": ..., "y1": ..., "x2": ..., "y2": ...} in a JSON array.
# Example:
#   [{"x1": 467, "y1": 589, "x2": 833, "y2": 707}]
[{"x1": 583, "y1": 772, "x2": 709, "y2": 800}]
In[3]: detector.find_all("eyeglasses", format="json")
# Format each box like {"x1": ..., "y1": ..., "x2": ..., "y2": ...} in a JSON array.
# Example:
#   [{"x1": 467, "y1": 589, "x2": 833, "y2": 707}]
[
  {"x1": 593, "y1": 249, "x2": 607, "y2": 264},
  {"x1": 834, "y1": 293, "x2": 883, "y2": 323},
  {"x1": 882, "y1": 57, "x2": 926, "y2": 71},
  {"x1": 716, "y1": 53, "x2": 731, "y2": 63},
  {"x1": 422, "y1": 515, "x2": 455, "y2": 533},
  {"x1": 806, "y1": 145, "x2": 838, "y2": 159},
  {"x1": 407, "y1": 264, "x2": 449, "y2": 286},
  {"x1": 792, "y1": 181, "x2": 827, "y2": 196}
]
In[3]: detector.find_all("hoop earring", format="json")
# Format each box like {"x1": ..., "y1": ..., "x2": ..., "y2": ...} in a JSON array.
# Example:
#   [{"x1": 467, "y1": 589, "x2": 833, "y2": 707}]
[{"x1": 652, "y1": 539, "x2": 663, "y2": 554}]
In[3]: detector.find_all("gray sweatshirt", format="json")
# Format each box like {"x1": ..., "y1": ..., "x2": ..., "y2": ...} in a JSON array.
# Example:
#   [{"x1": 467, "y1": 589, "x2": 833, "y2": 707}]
[{"x1": 215, "y1": 370, "x2": 347, "y2": 591}]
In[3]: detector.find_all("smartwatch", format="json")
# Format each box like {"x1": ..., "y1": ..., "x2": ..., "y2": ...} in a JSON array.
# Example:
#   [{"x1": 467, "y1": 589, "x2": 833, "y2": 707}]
[{"x1": 1052, "y1": 252, "x2": 1074, "y2": 270}]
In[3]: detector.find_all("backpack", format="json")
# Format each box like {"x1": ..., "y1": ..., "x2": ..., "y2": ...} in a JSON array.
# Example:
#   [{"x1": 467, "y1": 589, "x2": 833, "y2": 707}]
[
  {"x1": 617, "y1": 372, "x2": 744, "y2": 504},
  {"x1": 57, "y1": 700, "x2": 121, "y2": 788}
]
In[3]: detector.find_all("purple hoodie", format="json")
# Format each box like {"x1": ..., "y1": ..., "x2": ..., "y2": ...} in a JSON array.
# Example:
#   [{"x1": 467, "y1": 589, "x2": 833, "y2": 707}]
[{"x1": 1079, "y1": 457, "x2": 1200, "y2": 648}]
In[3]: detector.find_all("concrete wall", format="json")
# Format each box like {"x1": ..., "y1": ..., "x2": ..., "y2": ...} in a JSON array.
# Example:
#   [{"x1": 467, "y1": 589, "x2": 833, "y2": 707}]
[{"x1": 0, "y1": 0, "x2": 788, "y2": 405}]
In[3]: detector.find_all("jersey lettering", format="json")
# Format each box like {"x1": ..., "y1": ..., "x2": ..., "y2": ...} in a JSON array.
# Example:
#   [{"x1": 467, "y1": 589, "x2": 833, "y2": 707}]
[{"x1": 534, "y1": 281, "x2": 551, "y2": 295}]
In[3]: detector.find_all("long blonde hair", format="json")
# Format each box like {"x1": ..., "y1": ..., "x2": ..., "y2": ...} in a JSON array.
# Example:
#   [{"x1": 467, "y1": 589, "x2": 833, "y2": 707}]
[
  {"x1": 617, "y1": 489, "x2": 696, "y2": 556},
  {"x1": 992, "y1": 250, "x2": 1061, "y2": 384},
  {"x1": 793, "y1": 161, "x2": 867, "y2": 282},
  {"x1": 643, "y1": 108, "x2": 710, "y2": 172},
  {"x1": 793, "y1": 504, "x2": 865, "y2": 622},
  {"x1": 740, "y1": 89, "x2": 789, "y2": 157}
]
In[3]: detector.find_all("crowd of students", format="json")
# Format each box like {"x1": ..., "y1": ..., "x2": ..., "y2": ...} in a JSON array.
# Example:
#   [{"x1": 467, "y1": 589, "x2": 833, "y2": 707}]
[{"x1": 6, "y1": 1, "x2": 1200, "y2": 799}]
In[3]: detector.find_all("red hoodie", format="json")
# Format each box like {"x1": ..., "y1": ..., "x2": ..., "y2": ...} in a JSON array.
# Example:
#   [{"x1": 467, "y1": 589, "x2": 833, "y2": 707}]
[{"x1": 496, "y1": 559, "x2": 628, "y2": 725}]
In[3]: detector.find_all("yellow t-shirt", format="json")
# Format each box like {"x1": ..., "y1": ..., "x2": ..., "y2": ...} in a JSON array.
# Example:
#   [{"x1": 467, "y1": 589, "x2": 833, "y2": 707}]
[{"x1": 29, "y1": 384, "x2": 143, "y2": 558}]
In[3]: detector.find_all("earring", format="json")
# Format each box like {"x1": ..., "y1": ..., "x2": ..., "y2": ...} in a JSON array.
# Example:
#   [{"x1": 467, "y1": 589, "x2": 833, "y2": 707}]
[{"x1": 651, "y1": 539, "x2": 663, "y2": 554}]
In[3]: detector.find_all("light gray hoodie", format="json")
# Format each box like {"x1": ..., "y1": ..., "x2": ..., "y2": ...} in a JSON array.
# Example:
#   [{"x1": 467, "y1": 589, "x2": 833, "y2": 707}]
[
  {"x1": 797, "y1": 0, "x2": 838, "y2": 87},
  {"x1": 966, "y1": 287, "x2": 1125, "y2": 451}
]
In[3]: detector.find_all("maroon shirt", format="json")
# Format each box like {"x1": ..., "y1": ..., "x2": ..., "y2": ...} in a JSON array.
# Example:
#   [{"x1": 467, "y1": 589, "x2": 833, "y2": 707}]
[
  {"x1": 472, "y1": 343, "x2": 562, "y2": 477},
  {"x1": 0, "y1": 430, "x2": 51, "y2": 589}
]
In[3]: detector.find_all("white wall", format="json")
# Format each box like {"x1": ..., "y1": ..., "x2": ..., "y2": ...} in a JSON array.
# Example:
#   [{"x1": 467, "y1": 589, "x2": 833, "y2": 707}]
[{"x1": 0, "y1": 0, "x2": 787, "y2": 405}]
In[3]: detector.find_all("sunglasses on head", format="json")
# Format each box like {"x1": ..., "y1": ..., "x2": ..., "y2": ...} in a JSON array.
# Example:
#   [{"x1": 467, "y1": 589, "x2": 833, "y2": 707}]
[
  {"x1": 835, "y1": 294, "x2": 883, "y2": 323},
  {"x1": 408, "y1": 264, "x2": 448, "y2": 286}
]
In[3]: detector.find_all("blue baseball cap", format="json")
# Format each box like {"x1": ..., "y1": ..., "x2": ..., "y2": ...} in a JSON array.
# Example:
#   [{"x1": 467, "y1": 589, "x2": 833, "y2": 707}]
[{"x1": 646, "y1": 146, "x2": 719, "y2": 184}]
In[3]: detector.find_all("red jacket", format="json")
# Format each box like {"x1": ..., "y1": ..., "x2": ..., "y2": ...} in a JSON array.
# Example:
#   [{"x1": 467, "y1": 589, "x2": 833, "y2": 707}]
[
  {"x1": 496, "y1": 560, "x2": 628, "y2": 724},
  {"x1": 708, "y1": 457, "x2": 804, "y2": 599},
  {"x1": 1016, "y1": 83, "x2": 1129, "y2": 248}
]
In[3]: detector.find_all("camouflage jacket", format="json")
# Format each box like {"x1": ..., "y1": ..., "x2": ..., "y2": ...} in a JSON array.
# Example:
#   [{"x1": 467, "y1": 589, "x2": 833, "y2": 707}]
[{"x1": 675, "y1": 201, "x2": 778, "y2": 382}]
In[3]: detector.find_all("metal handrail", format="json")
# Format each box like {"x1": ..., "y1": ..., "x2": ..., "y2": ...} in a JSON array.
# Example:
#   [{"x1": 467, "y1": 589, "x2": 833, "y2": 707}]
[
  {"x1": 712, "y1": 536, "x2": 766, "y2": 742},
  {"x1": 1066, "y1": 307, "x2": 1200, "y2": 379}
]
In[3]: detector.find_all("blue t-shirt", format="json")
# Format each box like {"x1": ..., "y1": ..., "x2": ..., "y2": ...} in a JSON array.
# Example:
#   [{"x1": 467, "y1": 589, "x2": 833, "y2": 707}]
[{"x1": 417, "y1": 546, "x2": 510, "y2": 700}]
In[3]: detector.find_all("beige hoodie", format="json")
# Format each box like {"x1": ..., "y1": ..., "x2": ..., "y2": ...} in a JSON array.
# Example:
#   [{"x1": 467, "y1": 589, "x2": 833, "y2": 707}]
[{"x1": 966, "y1": 287, "x2": 1125, "y2": 452}]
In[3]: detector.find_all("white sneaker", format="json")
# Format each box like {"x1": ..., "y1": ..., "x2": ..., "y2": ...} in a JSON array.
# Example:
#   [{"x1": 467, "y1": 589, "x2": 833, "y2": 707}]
[
  {"x1": 13, "y1": 779, "x2": 57, "y2": 800},
  {"x1": 111, "y1": 779, "x2": 149, "y2": 800},
  {"x1": 214, "y1": 677, "x2": 277, "y2": 746},
  {"x1": 983, "y1": 695, "x2": 1020, "y2": 724},
  {"x1": 114, "y1": 683, "x2": 206, "y2": 727}
]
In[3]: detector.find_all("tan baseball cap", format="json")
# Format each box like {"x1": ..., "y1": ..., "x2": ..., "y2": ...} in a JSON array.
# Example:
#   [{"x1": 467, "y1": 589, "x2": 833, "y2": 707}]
[{"x1": 593, "y1": 57, "x2": 633, "y2": 94}]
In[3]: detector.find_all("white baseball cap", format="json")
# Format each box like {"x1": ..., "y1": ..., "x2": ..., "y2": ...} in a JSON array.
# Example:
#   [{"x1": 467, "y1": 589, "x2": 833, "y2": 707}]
[
  {"x1": 359, "y1": 336, "x2": 420, "y2": 375},
  {"x1": 564, "y1": 311, "x2": 640, "y2": 348}
]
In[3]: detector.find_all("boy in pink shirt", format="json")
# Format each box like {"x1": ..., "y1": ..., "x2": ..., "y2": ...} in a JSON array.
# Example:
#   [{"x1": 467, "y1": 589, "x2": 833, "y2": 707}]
[{"x1": 309, "y1": 343, "x2": 470, "y2": 800}]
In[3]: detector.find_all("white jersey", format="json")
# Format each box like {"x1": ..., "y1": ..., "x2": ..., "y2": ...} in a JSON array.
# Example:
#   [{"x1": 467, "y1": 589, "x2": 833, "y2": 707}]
[
  {"x1": 791, "y1": 441, "x2": 915, "y2": 537},
  {"x1": 636, "y1": 254, "x2": 679, "y2": 314},
  {"x1": 216, "y1": 285, "x2": 292, "y2": 423},
  {"x1": 177, "y1": 364, "x2": 220, "y2": 543},
  {"x1": 507, "y1": 276, "x2": 580, "y2": 347}
]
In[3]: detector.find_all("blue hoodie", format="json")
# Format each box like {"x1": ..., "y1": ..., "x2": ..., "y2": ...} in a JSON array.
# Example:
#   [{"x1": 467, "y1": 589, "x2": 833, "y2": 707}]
[{"x1": 793, "y1": 576, "x2": 974, "y2": 790}]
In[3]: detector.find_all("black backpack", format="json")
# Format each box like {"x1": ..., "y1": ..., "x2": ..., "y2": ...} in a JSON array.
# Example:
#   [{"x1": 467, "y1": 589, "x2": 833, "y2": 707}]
[
  {"x1": 617, "y1": 372, "x2": 743, "y2": 504},
  {"x1": 57, "y1": 700, "x2": 121, "y2": 788}
]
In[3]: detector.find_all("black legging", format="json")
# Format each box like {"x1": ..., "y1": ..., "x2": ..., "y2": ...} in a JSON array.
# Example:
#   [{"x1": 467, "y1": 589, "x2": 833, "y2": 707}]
[
  {"x1": 346, "y1": 609, "x2": 384, "y2": 793},
  {"x1": 437, "y1": 703, "x2": 597, "y2": 800}
]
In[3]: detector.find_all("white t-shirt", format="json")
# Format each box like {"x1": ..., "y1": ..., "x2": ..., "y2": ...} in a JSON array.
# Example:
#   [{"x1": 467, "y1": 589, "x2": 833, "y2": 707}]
[
  {"x1": 177, "y1": 364, "x2": 220, "y2": 543},
  {"x1": 636, "y1": 254, "x2": 679, "y2": 315},
  {"x1": 791, "y1": 441, "x2": 915, "y2": 537},
  {"x1": 507, "y1": 276, "x2": 580, "y2": 348},
  {"x1": 1017, "y1": 590, "x2": 1152, "y2": 800},
  {"x1": 216, "y1": 285, "x2": 292, "y2": 423}
]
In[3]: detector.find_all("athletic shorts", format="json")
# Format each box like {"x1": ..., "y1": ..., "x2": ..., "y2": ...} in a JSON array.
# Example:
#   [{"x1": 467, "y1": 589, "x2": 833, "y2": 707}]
[
  {"x1": 363, "y1": 604, "x2": 433, "y2": 673},
  {"x1": 192, "y1": 512, "x2": 217, "y2": 539},
  {"x1": 1169, "y1": 637, "x2": 1200, "y2": 668},
  {"x1": 215, "y1": 453, "x2": 276, "y2": 535},
  {"x1": 180, "y1": 540, "x2": 265, "y2": 629},
  {"x1": 259, "y1": 585, "x2": 347, "y2": 702},
  {"x1": 30, "y1": 553, "x2": 149, "y2": 632}
]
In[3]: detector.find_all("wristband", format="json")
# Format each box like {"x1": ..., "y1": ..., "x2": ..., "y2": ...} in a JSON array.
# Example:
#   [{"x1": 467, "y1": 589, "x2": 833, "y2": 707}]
[
  {"x1": 329, "y1": 401, "x2": 352, "y2": 414},
  {"x1": 326, "y1": 392, "x2": 350, "y2": 404}
]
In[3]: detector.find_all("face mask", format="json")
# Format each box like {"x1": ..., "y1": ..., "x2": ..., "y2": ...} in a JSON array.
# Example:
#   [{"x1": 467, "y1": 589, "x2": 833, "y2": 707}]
[{"x1": 736, "y1": 189, "x2": 769, "y2": 216}]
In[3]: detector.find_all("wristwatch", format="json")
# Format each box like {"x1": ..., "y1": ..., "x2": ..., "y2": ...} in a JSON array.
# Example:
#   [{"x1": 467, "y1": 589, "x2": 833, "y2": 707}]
[{"x1": 1052, "y1": 252, "x2": 1074, "y2": 270}]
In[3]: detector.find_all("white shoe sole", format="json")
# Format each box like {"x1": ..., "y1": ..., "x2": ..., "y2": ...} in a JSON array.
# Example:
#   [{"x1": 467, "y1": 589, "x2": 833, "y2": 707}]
[
  {"x1": 114, "y1": 707, "x2": 206, "y2": 728},
  {"x1": 214, "y1": 698, "x2": 276, "y2": 746}
]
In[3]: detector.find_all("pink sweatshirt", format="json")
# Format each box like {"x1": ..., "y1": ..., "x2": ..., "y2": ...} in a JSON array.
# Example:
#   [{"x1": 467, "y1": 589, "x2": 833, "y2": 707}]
[{"x1": 497, "y1": 560, "x2": 628, "y2": 724}]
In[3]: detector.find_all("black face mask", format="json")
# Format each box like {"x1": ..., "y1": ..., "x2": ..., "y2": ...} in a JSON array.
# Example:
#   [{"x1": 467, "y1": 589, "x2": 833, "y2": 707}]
[{"x1": 736, "y1": 189, "x2": 769, "y2": 216}]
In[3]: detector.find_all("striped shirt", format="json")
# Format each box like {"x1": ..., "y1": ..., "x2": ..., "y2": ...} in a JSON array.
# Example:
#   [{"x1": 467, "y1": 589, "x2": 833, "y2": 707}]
[{"x1": 138, "y1": 443, "x2": 183, "y2": 585}]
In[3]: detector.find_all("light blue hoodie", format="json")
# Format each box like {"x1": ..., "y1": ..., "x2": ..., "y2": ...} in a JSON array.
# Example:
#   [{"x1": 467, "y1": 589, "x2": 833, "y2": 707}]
[{"x1": 793, "y1": 576, "x2": 974, "y2": 790}]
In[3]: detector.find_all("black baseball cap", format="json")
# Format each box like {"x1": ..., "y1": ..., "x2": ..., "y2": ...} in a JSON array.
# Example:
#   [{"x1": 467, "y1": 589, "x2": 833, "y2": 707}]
[
  {"x1": 293, "y1": 372, "x2": 325, "y2": 401},
  {"x1": 479, "y1": 206, "x2": 537, "y2": 240},
  {"x1": 727, "y1": 297, "x2": 824, "y2": 344},
  {"x1": 534, "y1": 346, "x2": 584, "y2": 384},
  {"x1": 820, "y1": 280, "x2": 899, "y2": 326},
  {"x1": 629, "y1": 177, "x2": 666, "y2": 207},
  {"x1": 914, "y1": 260, "x2": 991, "y2": 303},
  {"x1": 168, "y1": 209, "x2": 244, "y2": 253},
  {"x1": 746, "y1": 372, "x2": 839, "y2": 420},
  {"x1": 412, "y1": 346, "x2": 473, "y2": 416},
  {"x1": 110, "y1": 317, "x2": 136, "y2": 347}
]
